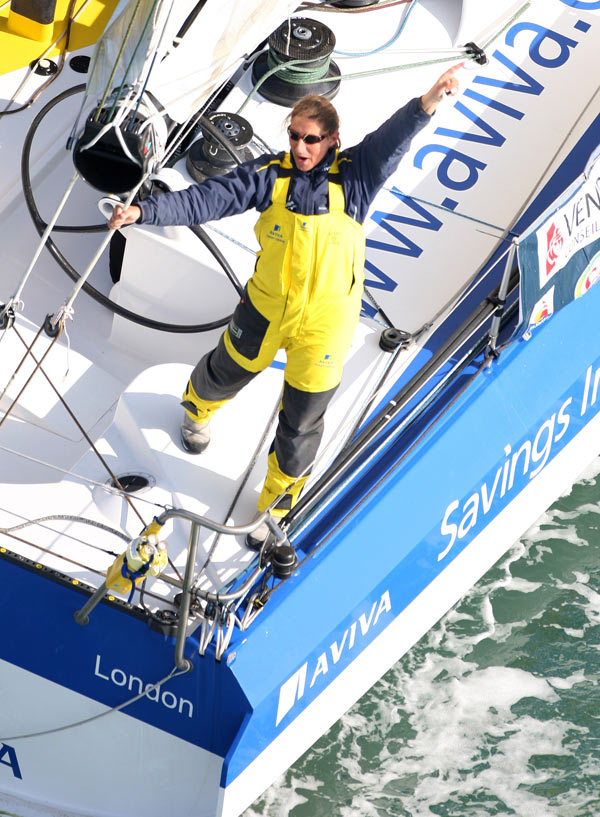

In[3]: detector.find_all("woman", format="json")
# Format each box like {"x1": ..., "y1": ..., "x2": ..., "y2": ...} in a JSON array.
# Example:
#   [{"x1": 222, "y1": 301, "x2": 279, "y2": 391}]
[{"x1": 109, "y1": 64, "x2": 461, "y2": 547}]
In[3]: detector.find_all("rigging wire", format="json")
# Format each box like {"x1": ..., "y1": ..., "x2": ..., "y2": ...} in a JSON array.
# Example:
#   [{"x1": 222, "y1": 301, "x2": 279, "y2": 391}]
[
  {"x1": 8, "y1": 324, "x2": 146, "y2": 529},
  {"x1": 0, "y1": 525, "x2": 176, "y2": 607},
  {"x1": 1, "y1": 528, "x2": 109, "y2": 577},
  {"x1": 1, "y1": 0, "x2": 535, "y2": 620},
  {"x1": 0, "y1": 442, "x2": 169, "y2": 514},
  {"x1": 3, "y1": 327, "x2": 186, "y2": 586}
]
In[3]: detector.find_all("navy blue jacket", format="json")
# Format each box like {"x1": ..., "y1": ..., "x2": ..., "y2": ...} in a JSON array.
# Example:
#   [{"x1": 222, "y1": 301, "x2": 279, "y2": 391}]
[{"x1": 138, "y1": 97, "x2": 430, "y2": 227}]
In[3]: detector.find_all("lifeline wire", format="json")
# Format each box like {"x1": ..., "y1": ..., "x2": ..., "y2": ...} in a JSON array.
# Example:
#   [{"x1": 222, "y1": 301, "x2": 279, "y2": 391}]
[
  {"x1": 0, "y1": 666, "x2": 189, "y2": 742},
  {"x1": 1, "y1": 514, "x2": 130, "y2": 545},
  {"x1": 0, "y1": 443, "x2": 169, "y2": 515}
]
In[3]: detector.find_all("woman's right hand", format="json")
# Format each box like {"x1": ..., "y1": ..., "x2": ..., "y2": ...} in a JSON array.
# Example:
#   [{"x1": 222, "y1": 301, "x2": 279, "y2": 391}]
[{"x1": 108, "y1": 204, "x2": 141, "y2": 230}]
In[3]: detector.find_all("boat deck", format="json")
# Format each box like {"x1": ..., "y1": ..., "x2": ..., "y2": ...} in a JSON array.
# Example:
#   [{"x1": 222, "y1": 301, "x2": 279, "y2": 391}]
[{"x1": 1, "y1": 0, "x2": 599, "y2": 614}]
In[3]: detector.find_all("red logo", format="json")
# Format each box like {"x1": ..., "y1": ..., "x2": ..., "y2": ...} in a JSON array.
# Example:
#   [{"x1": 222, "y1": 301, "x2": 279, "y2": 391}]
[{"x1": 545, "y1": 221, "x2": 563, "y2": 277}]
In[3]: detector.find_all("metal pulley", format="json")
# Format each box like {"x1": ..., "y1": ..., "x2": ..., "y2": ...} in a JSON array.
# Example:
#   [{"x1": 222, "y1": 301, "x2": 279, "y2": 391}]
[
  {"x1": 186, "y1": 111, "x2": 254, "y2": 181},
  {"x1": 251, "y1": 17, "x2": 341, "y2": 107}
]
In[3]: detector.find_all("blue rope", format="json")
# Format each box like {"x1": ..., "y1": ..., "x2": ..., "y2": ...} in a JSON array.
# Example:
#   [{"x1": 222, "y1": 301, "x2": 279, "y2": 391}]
[{"x1": 334, "y1": 0, "x2": 418, "y2": 57}]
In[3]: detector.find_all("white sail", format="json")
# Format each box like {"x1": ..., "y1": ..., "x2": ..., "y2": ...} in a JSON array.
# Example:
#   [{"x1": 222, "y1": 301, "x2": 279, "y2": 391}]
[{"x1": 86, "y1": 0, "x2": 297, "y2": 123}]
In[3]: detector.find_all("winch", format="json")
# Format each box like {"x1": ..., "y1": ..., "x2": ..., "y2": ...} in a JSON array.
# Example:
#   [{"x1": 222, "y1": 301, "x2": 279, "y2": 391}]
[
  {"x1": 251, "y1": 17, "x2": 341, "y2": 107},
  {"x1": 187, "y1": 111, "x2": 254, "y2": 181},
  {"x1": 73, "y1": 93, "x2": 168, "y2": 194}
]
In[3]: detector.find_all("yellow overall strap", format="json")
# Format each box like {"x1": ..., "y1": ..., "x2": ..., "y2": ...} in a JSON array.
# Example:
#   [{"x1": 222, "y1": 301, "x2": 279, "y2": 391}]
[{"x1": 269, "y1": 152, "x2": 346, "y2": 212}]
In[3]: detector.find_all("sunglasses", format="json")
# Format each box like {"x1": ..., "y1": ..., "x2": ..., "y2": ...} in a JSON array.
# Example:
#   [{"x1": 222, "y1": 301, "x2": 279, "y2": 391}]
[{"x1": 287, "y1": 127, "x2": 327, "y2": 145}]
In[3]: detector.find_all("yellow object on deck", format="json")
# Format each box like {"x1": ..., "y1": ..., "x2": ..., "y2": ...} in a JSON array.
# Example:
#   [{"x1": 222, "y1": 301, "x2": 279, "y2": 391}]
[
  {"x1": 106, "y1": 535, "x2": 169, "y2": 598},
  {"x1": 8, "y1": 0, "x2": 56, "y2": 43},
  {"x1": 0, "y1": 0, "x2": 119, "y2": 74}
]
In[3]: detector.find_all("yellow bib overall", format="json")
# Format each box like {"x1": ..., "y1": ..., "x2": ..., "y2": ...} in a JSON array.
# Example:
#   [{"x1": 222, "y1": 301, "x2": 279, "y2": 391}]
[{"x1": 183, "y1": 152, "x2": 366, "y2": 514}]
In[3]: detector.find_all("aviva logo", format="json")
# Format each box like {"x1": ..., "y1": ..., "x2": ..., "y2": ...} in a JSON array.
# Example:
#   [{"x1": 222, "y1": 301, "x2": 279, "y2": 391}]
[{"x1": 275, "y1": 590, "x2": 392, "y2": 726}]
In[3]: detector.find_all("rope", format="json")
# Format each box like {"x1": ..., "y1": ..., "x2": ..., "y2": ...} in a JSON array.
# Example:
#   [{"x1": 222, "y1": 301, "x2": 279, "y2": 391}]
[
  {"x1": 61, "y1": 183, "x2": 143, "y2": 314},
  {"x1": 2, "y1": 170, "x2": 79, "y2": 336},
  {"x1": 94, "y1": 0, "x2": 146, "y2": 118},
  {"x1": 0, "y1": 666, "x2": 189, "y2": 741},
  {"x1": 481, "y1": 2, "x2": 530, "y2": 52},
  {"x1": 237, "y1": 55, "x2": 331, "y2": 115},
  {"x1": 334, "y1": 0, "x2": 418, "y2": 58},
  {"x1": 1, "y1": 528, "x2": 109, "y2": 577},
  {"x1": 238, "y1": 1, "x2": 530, "y2": 114},
  {"x1": 1, "y1": 327, "x2": 188, "y2": 583},
  {"x1": 1, "y1": 514, "x2": 130, "y2": 545},
  {"x1": 265, "y1": 50, "x2": 331, "y2": 85},
  {"x1": 0, "y1": 322, "x2": 45, "y2": 406}
]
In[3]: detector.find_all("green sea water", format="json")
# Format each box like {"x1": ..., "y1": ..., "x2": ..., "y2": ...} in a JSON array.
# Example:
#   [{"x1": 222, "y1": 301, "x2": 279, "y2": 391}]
[{"x1": 246, "y1": 459, "x2": 600, "y2": 817}]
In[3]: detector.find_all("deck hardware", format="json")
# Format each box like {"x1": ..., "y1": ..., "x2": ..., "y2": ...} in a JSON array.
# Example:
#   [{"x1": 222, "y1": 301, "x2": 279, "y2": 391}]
[
  {"x1": 464, "y1": 41, "x2": 488, "y2": 65},
  {"x1": 269, "y1": 543, "x2": 298, "y2": 579},
  {"x1": 251, "y1": 17, "x2": 341, "y2": 106},
  {"x1": 31, "y1": 58, "x2": 58, "y2": 76},
  {"x1": 187, "y1": 112, "x2": 254, "y2": 181},
  {"x1": 379, "y1": 327, "x2": 411, "y2": 352},
  {"x1": 69, "y1": 55, "x2": 90, "y2": 73}
]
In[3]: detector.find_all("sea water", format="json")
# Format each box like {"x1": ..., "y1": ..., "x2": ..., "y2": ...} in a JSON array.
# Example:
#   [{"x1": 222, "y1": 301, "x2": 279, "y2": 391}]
[{"x1": 245, "y1": 458, "x2": 600, "y2": 817}]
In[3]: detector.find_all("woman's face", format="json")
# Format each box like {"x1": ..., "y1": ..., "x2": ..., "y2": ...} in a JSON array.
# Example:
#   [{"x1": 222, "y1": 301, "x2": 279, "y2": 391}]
[{"x1": 288, "y1": 115, "x2": 338, "y2": 172}]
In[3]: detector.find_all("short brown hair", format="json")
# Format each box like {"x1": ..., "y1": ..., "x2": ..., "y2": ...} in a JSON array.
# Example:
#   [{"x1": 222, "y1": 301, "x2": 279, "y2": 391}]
[{"x1": 286, "y1": 94, "x2": 340, "y2": 135}]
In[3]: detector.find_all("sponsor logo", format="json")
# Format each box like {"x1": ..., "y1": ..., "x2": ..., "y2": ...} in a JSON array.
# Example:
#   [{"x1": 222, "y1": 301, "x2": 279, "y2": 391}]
[
  {"x1": 544, "y1": 221, "x2": 564, "y2": 280},
  {"x1": 268, "y1": 224, "x2": 286, "y2": 243},
  {"x1": 439, "y1": 362, "x2": 600, "y2": 562},
  {"x1": 527, "y1": 286, "x2": 555, "y2": 333},
  {"x1": 315, "y1": 353, "x2": 335, "y2": 368},
  {"x1": 275, "y1": 590, "x2": 392, "y2": 726},
  {"x1": 536, "y1": 169, "x2": 600, "y2": 287},
  {"x1": 574, "y1": 250, "x2": 600, "y2": 298}
]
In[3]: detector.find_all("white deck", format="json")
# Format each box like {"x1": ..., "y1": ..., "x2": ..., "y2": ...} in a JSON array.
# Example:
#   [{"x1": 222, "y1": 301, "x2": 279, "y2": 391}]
[{"x1": 1, "y1": 0, "x2": 598, "y2": 608}]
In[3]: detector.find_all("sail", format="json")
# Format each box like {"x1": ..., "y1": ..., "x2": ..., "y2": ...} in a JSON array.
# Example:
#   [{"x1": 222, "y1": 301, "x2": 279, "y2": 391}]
[
  {"x1": 515, "y1": 145, "x2": 600, "y2": 339},
  {"x1": 86, "y1": 0, "x2": 297, "y2": 123}
]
